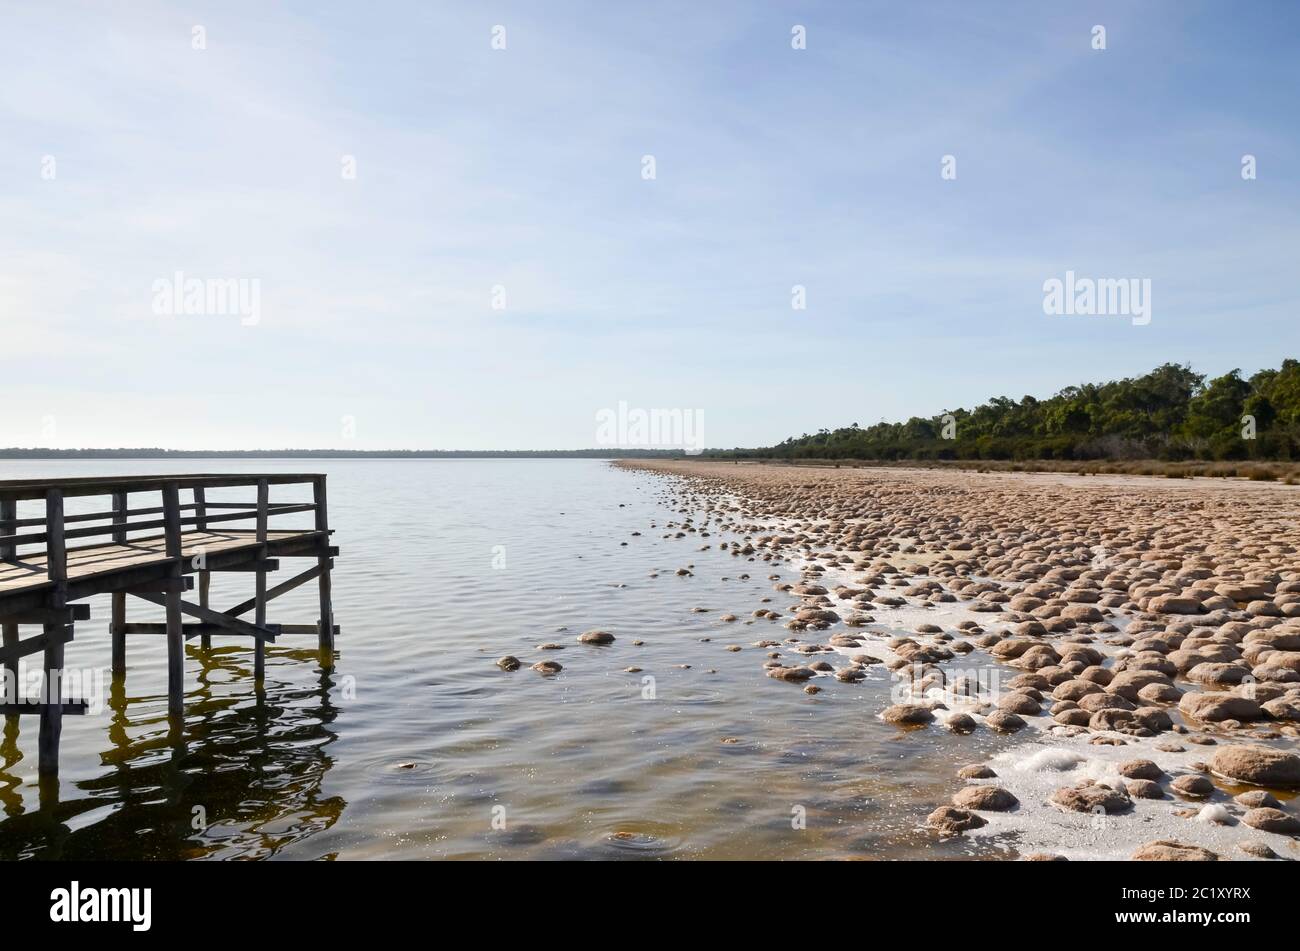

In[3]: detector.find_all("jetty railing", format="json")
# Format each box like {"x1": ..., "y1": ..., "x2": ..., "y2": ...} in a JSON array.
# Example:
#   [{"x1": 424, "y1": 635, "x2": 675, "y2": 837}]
[{"x1": 0, "y1": 473, "x2": 339, "y2": 778}]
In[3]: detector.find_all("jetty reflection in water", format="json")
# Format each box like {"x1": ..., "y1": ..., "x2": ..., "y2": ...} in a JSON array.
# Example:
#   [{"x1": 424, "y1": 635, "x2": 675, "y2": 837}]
[{"x1": 0, "y1": 642, "x2": 343, "y2": 860}]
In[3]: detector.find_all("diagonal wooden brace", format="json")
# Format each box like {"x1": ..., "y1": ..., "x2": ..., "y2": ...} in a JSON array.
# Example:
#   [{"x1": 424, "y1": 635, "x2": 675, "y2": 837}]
[
  {"x1": 0, "y1": 623, "x2": 75, "y2": 667},
  {"x1": 224, "y1": 562, "x2": 326, "y2": 619},
  {"x1": 129, "y1": 591, "x2": 279, "y2": 642}
]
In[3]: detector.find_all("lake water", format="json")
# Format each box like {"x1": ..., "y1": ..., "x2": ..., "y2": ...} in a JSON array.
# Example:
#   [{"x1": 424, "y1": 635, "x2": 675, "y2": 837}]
[{"x1": 0, "y1": 459, "x2": 1020, "y2": 860}]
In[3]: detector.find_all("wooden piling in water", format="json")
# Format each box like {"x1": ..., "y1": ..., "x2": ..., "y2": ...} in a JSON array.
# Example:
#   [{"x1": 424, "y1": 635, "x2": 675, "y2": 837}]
[
  {"x1": 0, "y1": 499, "x2": 15, "y2": 721},
  {"x1": 313, "y1": 476, "x2": 335, "y2": 656},
  {"x1": 162, "y1": 483, "x2": 184, "y2": 716},
  {"x1": 254, "y1": 479, "x2": 268, "y2": 681},
  {"x1": 194, "y1": 485, "x2": 212, "y2": 650},
  {"x1": 40, "y1": 489, "x2": 67, "y2": 774},
  {"x1": 110, "y1": 490, "x2": 127, "y2": 675},
  {"x1": 38, "y1": 621, "x2": 65, "y2": 776}
]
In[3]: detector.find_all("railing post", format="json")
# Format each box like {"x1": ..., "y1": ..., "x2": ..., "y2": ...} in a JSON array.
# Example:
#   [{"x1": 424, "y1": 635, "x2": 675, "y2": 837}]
[
  {"x1": 194, "y1": 486, "x2": 211, "y2": 649},
  {"x1": 45, "y1": 489, "x2": 67, "y2": 606},
  {"x1": 111, "y1": 490, "x2": 128, "y2": 675},
  {"x1": 40, "y1": 489, "x2": 67, "y2": 776},
  {"x1": 0, "y1": 497, "x2": 14, "y2": 561},
  {"x1": 254, "y1": 479, "x2": 268, "y2": 680},
  {"x1": 162, "y1": 483, "x2": 184, "y2": 716},
  {"x1": 1, "y1": 498, "x2": 16, "y2": 712},
  {"x1": 313, "y1": 476, "x2": 335, "y2": 656}
]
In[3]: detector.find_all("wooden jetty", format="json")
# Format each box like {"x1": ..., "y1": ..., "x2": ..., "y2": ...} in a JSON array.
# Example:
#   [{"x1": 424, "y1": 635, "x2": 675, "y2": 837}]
[{"x1": 0, "y1": 474, "x2": 338, "y2": 777}]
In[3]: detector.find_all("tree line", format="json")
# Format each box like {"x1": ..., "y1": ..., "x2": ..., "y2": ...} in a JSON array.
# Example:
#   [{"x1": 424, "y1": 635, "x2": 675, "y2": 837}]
[{"x1": 722, "y1": 360, "x2": 1300, "y2": 462}]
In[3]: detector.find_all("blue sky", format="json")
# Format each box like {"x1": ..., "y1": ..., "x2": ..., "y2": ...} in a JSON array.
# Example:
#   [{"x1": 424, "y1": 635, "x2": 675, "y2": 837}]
[{"x1": 1, "y1": 1, "x2": 1297, "y2": 450}]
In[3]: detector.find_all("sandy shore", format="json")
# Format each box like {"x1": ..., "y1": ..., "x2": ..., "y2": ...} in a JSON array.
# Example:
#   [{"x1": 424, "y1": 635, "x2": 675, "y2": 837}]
[{"x1": 617, "y1": 459, "x2": 1300, "y2": 860}]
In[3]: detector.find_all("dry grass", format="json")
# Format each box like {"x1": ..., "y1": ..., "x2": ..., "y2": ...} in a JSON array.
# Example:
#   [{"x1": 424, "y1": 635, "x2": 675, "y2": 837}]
[{"x1": 727, "y1": 457, "x2": 1300, "y2": 483}]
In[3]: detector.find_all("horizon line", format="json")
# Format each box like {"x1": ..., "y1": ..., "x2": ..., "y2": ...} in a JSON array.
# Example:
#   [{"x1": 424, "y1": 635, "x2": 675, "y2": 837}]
[{"x1": 0, "y1": 448, "x2": 711, "y2": 457}]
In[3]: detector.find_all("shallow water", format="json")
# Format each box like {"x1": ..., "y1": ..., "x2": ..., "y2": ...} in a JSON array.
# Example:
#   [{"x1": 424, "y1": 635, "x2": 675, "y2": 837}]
[{"x1": 0, "y1": 458, "x2": 1026, "y2": 860}]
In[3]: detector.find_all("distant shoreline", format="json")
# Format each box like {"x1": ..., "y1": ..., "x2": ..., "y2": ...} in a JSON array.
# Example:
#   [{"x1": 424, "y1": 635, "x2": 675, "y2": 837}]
[
  {"x1": 628, "y1": 455, "x2": 1300, "y2": 483},
  {"x1": 0, "y1": 449, "x2": 698, "y2": 459},
  {"x1": 3, "y1": 451, "x2": 1296, "y2": 482}
]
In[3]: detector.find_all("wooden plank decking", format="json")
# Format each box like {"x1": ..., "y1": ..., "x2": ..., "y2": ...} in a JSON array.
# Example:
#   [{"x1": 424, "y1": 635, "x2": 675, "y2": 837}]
[{"x1": 0, "y1": 529, "x2": 317, "y2": 594}]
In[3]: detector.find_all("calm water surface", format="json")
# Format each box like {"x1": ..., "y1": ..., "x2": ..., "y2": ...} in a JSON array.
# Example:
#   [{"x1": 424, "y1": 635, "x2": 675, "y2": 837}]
[{"x1": 0, "y1": 459, "x2": 1019, "y2": 860}]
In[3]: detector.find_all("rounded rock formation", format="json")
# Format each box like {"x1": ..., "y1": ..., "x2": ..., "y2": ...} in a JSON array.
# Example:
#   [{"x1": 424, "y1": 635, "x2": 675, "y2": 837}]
[
  {"x1": 952, "y1": 785, "x2": 1019, "y2": 812},
  {"x1": 1051, "y1": 783, "x2": 1132, "y2": 814},
  {"x1": 882, "y1": 703, "x2": 935, "y2": 725},
  {"x1": 1242, "y1": 807, "x2": 1300, "y2": 835},
  {"x1": 1210, "y1": 745, "x2": 1300, "y2": 787},
  {"x1": 1131, "y1": 840, "x2": 1218, "y2": 861},
  {"x1": 926, "y1": 806, "x2": 986, "y2": 835}
]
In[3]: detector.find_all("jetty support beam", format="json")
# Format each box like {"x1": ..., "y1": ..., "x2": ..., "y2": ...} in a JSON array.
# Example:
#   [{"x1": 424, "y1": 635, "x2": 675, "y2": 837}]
[
  {"x1": 163, "y1": 483, "x2": 184, "y2": 716},
  {"x1": 38, "y1": 621, "x2": 66, "y2": 776},
  {"x1": 194, "y1": 485, "x2": 212, "y2": 649},
  {"x1": 111, "y1": 490, "x2": 127, "y2": 675},
  {"x1": 255, "y1": 479, "x2": 268, "y2": 680},
  {"x1": 314, "y1": 477, "x2": 335, "y2": 656},
  {"x1": 1, "y1": 499, "x2": 16, "y2": 717}
]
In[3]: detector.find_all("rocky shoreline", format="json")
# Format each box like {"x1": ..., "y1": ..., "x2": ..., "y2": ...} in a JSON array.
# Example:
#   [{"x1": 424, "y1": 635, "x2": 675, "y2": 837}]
[{"x1": 614, "y1": 459, "x2": 1300, "y2": 860}]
